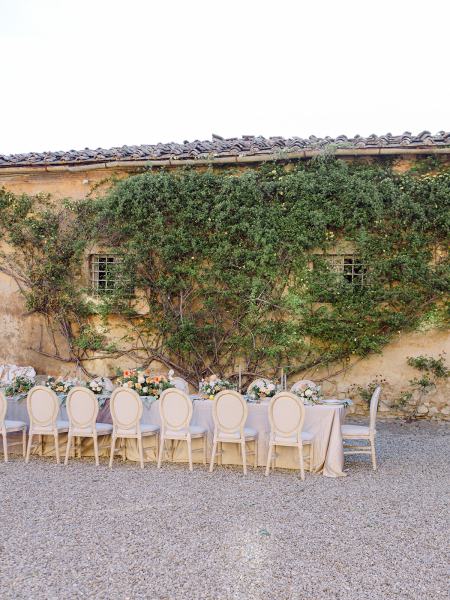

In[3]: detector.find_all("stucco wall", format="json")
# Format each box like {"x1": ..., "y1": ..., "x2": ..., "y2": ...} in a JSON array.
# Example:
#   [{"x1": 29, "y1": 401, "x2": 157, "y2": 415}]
[{"x1": 0, "y1": 159, "x2": 448, "y2": 419}]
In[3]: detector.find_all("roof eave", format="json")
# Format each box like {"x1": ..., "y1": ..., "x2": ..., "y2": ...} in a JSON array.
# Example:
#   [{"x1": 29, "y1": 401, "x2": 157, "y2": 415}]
[{"x1": 0, "y1": 145, "x2": 449, "y2": 173}]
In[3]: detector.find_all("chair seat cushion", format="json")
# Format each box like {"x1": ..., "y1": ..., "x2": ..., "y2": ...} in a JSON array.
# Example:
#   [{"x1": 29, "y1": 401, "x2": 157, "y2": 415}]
[
  {"x1": 95, "y1": 422, "x2": 113, "y2": 434},
  {"x1": 272, "y1": 430, "x2": 314, "y2": 444},
  {"x1": 218, "y1": 427, "x2": 258, "y2": 440},
  {"x1": 141, "y1": 423, "x2": 159, "y2": 434},
  {"x1": 56, "y1": 420, "x2": 70, "y2": 431},
  {"x1": 165, "y1": 425, "x2": 206, "y2": 438},
  {"x1": 341, "y1": 424, "x2": 370, "y2": 437},
  {"x1": 4, "y1": 419, "x2": 26, "y2": 431}
]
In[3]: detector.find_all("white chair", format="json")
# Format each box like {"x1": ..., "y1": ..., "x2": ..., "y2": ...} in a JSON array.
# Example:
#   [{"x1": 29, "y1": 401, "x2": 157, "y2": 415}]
[
  {"x1": 265, "y1": 391, "x2": 314, "y2": 480},
  {"x1": 64, "y1": 386, "x2": 113, "y2": 466},
  {"x1": 157, "y1": 388, "x2": 207, "y2": 471},
  {"x1": 171, "y1": 376, "x2": 190, "y2": 394},
  {"x1": 210, "y1": 390, "x2": 257, "y2": 475},
  {"x1": 0, "y1": 390, "x2": 26, "y2": 462},
  {"x1": 290, "y1": 379, "x2": 316, "y2": 393},
  {"x1": 109, "y1": 388, "x2": 159, "y2": 469},
  {"x1": 25, "y1": 386, "x2": 70, "y2": 464},
  {"x1": 341, "y1": 386, "x2": 381, "y2": 470}
]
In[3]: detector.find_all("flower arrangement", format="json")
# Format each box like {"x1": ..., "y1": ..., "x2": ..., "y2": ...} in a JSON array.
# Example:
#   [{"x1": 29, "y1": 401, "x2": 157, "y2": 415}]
[
  {"x1": 293, "y1": 382, "x2": 322, "y2": 404},
  {"x1": 116, "y1": 368, "x2": 175, "y2": 397},
  {"x1": 4, "y1": 375, "x2": 35, "y2": 397},
  {"x1": 199, "y1": 374, "x2": 236, "y2": 400},
  {"x1": 87, "y1": 378, "x2": 108, "y2": 395},
  {"x1": 248, "y1": 381, "x2": 277, "y2": 402},
  {"x1": 45, "y1": 376, "x2": 80, "y2": 395}
]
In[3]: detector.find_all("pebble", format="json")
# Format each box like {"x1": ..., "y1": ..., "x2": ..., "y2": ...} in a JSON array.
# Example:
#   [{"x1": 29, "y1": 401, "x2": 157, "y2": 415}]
[{"x1": 0, "y1": 420, "x2": 448, "y2": 599}]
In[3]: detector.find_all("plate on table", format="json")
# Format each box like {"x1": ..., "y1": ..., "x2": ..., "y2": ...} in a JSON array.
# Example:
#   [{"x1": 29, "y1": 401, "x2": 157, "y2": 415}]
[{"x1": 320, "y1": 398, "x2": 352, "y2": 406}]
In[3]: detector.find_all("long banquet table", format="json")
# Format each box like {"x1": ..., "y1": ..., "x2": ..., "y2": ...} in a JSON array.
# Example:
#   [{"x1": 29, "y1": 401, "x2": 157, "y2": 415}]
[{"x1": 5, "y1": 396, "x2": 347, "y2": 477}]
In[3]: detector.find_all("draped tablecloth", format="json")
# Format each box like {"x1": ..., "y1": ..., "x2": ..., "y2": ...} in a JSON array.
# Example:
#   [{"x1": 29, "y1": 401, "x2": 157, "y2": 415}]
[{"x1": 5, "y1": 397, "x2": 347, "y2": 477}]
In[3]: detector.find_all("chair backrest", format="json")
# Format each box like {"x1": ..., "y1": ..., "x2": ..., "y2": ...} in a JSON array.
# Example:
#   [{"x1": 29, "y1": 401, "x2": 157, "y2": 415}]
[
  {"x1": 290, "y1": 379, "x2": 316, "y2": 393},
  {"x1": 171, "y1": 377, "x2": 189, "y2": 394},
  {"x1": 369, "y1": 386, "x2": 381, "y2": 431},
  {"x1": 27, "y1": 386, "x2": 60, "y2": 429},
  {"x1": 247, "y1": 378, "x2": 273, "y2": 395},
  {"x1": 0, "y1": 390, "x2": 6, "y2": 425},
  {"x1": 269, "y1": 391, "x2": 305, "y2": 441},
  {"x1": 110, "y1": 388, "x2": 143, "y2": 433},
  {"x1": 159, "y1": 388, "x2": 192, "y2": 431},
  {"x1": 66, "y1": 386, "x2": 99, "y2": 431},
  {"x1": 213, "y1": 390, "x2": 248, "y2": 434}
]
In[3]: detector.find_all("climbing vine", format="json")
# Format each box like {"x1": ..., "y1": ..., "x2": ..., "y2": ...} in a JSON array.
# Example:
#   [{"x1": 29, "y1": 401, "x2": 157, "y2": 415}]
[{"x1": 0, "y1": 157, "x2": 448, "y2": 384}]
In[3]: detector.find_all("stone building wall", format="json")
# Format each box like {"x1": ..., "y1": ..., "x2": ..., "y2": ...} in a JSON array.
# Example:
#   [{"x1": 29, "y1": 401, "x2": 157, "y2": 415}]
[{"x1": 0, "y1": 158, "x2": 448, "y2": 419}]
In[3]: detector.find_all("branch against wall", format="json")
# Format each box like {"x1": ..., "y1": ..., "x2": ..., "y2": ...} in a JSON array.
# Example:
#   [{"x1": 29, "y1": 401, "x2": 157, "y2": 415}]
[{"x1": 0, "y1": 157, "x2": 448, "y2": 384}]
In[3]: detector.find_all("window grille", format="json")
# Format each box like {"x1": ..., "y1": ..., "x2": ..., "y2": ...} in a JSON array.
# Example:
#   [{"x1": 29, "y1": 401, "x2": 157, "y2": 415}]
[
  {"x1": 90, "y1": 255, "x2": 119, "y2": 294},
  {"x1": 325, "y1": 254, "x2": 366, "y2": 285}
]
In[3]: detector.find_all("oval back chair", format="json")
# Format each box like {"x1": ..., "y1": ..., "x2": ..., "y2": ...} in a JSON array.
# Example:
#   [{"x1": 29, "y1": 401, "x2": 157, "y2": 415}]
[
  {"x1": 266, "y1": 391, "x2": 314, "y2": 480},
  {"x1": 341, "y1": 385, "x2": 382, "y2": 471},
  {"x1": 290, "y1": 379, "x2": 316, "y2": 394},
  {"x1": 247, "y1": 378, "x2": 273, "y2": 396},
  {"x1": 171, "y1": 377, "x2": 190, "y2": 394},
  {"x1": 109, "y1": 387, "x2": 159, "y2": 469},
  {"x1": 210, "y1": 390, "x2": 257, "y2": 474},
  {"x1": 110, "y1": 388, "x2": 143, "y2": 435},
  {"x1": 64, "y1": 386, "x2": 112, "y2": 466},
  {"x1": 369, "y1": 386, "x2": 382, "y2": 433},
  {"x1": 157, "y1": 388, "x2": 206, "y2": 471},
  {"x1": 0, "y1": 390, "x2": 27, "y2": 462},
  {"x1": 25, "y1": 386, "x2": 69, "y2": 464},
  {"x1": 0, "y1": 390, "x2": 7, "y2": 423}
]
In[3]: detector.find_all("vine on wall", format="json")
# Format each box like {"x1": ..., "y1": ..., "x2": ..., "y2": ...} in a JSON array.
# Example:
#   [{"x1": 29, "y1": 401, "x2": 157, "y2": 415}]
[{"x1": 0, "y1": 157, "x2": 448, "y2": 384}]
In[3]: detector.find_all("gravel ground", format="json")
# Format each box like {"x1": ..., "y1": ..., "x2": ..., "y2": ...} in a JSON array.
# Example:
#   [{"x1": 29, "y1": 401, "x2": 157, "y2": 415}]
[{"x1": 0, "y1": 420, "x2": 448, "y2": 600}]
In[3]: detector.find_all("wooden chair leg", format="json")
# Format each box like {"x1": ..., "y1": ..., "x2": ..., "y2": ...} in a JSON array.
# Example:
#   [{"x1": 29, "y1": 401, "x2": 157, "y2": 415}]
[
  {"x1": 64, "y1": 433, "x2": 72, "y2": 465},
  {"x1": 109, "y1": 435, "x2": 116, "y2": 468},
  {"x1": 370, "y1": 437, "x2": 377, "y2": 470},
  {"x1": 137, "y1": 436, "x2": 144, "y2": 470},
  {"x1": 157, "y1": 435, "x2": 164, "y2": 468},
  {"x1": 54, "y1": 432, "x2": 60, "y2": 464},
  {"x1": 203, "y1": 435, "x2": 207, "y2": 466},
  {"x1": 253, "y1": 439, "x2": 258, "y2": 468},
  {"x1": 298, "y1": 443, "x2": 305, "y2": 481},
  {"x1": 2, "y1": 430, "x2": 7, "y2": 463},
  {"x1": 187, "y1": 437, "x2": 193, "y2": 471},
  {"x1": 209, "y1": 439, "x2": 217, "y2": 472},
  {"x1": 25, "y1": 432, "x2": 33, "y2": 463},
  {"x1": 309, "y1": 443, "x2": 314, "y2": 473},
  {"x1": 93, "y1": 433, "x2": 100, "y2": 467},
  {"x1": 22, "y1": 428, "x2": 26, "y2": 458},
  {"x1": 265, "y1": 442, "x2": 273, "y2": 476},
  {"x1": 241, "y1": 439, "x2": 247, "y2": 475}
]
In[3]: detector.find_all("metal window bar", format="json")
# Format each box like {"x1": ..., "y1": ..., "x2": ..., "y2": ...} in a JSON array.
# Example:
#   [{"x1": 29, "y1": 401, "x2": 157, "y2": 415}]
[
  {"x1": 90, "y1": 255, "x2": 119, "y2": 294},
  {"x1": 326, "y1": 255, "x2": 365, "y2": 285}
]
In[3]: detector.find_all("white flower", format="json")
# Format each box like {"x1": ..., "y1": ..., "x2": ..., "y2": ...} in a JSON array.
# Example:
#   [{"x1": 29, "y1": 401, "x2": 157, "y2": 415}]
[
  {"x1": 268, "y1": 383, "x2": 275, "y2": 391},
  {"x1": 305, "y1": 389, "x2": 313, "y2": 397},
  {"x1": 143, "y1": 386, "x2": 148, "y2": 394},
  {"x1": 137, "y1": 374, "x2": 145, "y2": 384}
]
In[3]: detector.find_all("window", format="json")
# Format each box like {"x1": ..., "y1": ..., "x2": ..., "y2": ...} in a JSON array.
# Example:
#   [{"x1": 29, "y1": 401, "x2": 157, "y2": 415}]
[
  {"x1": 90, "y1": 254, "x2": 119, "y2": 294},
  {"x1": 325, "y1": 254, "x2": 366, "y2": 286}
]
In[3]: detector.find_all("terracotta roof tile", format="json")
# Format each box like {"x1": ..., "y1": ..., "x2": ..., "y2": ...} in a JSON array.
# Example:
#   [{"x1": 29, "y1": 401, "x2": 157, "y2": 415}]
[{"x1": 1, "y1": 132, "x2": 449, "y2": 167}]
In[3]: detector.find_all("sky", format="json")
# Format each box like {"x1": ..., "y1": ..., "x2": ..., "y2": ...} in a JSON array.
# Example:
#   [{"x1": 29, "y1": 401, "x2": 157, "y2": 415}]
[{"x1": 0, "y1": 0, "x2": 449, "y2": 155}]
